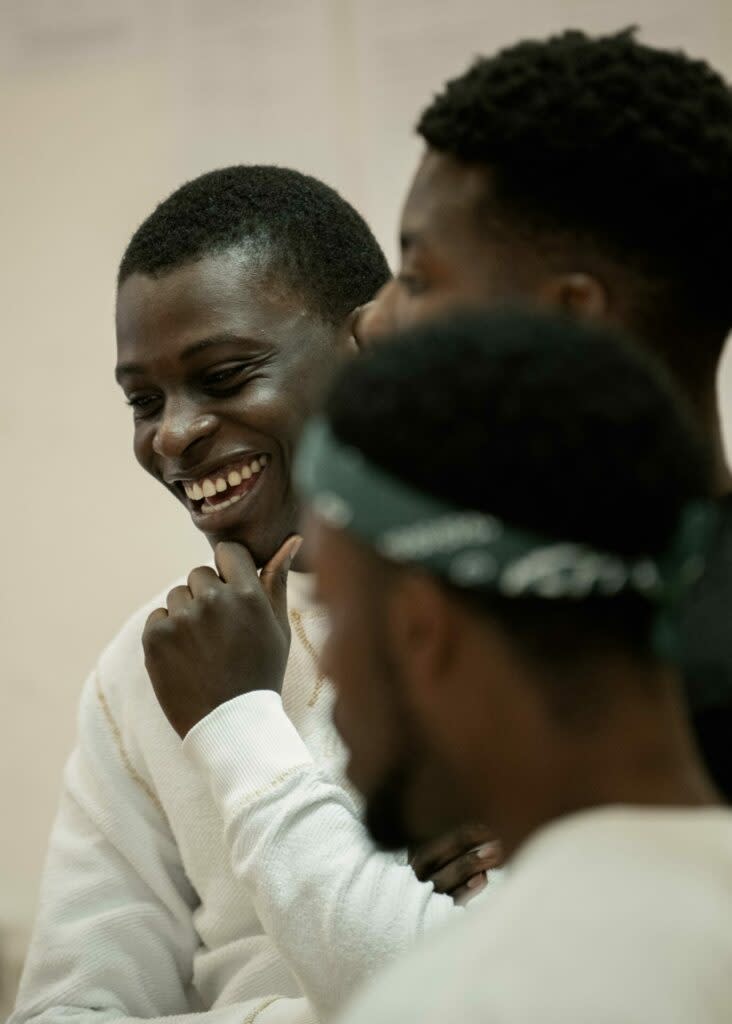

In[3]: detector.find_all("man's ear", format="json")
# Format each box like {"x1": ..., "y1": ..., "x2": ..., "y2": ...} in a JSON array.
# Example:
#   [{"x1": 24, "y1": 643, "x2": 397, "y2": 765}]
[
  {"x1": 536, "y1": 272, "x2": 609, "y2": 321},
  {"x1": 385, "y1": 572, "x2": 458, "y2": 707}
]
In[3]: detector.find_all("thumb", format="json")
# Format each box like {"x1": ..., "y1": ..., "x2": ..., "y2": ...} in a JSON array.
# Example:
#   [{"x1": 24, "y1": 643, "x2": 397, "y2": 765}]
[{"x1": 260, "y1": 534, "x2": 302, "y2": 632}]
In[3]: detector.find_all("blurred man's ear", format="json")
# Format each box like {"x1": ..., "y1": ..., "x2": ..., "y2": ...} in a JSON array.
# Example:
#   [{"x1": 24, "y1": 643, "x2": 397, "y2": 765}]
[
  {"x1": 536, "y1": 272, "x2": 609, "y2": 321},
  {"x1": 385, "y1": 572, "x2": 457, "y2": 707}
]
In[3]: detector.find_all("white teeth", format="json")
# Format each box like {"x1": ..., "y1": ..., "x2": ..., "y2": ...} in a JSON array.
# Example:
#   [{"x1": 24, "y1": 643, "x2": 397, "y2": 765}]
[
  {"x1": 200, "y1": 492, "x2": 244, "y2": 516},
  {"x1": 186, "y1": 456, "x2": 267, "y2": 509}
]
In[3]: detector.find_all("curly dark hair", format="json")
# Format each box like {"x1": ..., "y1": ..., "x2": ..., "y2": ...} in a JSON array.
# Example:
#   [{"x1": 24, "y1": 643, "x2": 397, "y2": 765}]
[
  {"x1": 417, "y1": 29, "x2": 732, "y2": 349},
  {"x1": 118, "y1": 165, "x2": 390, "y2": 324}
]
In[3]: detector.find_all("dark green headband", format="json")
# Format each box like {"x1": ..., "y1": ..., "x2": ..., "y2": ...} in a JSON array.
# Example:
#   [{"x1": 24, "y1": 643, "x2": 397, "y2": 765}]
[{"x1": 296, "y1": 417, "x2": 716, "y2": 656}]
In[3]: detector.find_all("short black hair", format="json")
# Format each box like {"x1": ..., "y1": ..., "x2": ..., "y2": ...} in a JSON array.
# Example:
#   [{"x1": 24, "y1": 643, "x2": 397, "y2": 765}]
[
  {"x1": 323, "y1": 308, "x2": 711, "y2": 704},
  {"x1": 418, "y1": 29, "x2": 732, "y2": 350},
  {"x1": 118, "y1": 165, "x2": 391, "y2": 324}
]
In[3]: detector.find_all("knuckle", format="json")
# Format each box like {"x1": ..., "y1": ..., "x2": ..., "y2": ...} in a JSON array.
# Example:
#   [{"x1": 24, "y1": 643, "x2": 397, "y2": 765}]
[
  {"x1": 143, "y1": 619, "x2": 172, "y2": 654},
  {"x1": 235, "y1": 585, "x2": 259, "y2": 607},
  {"x1": 198, "y1": 588, "x2": 221, "y2": 609},
  {"x1": 188, "y1": 566, "x2": 215, "y2": 589}
]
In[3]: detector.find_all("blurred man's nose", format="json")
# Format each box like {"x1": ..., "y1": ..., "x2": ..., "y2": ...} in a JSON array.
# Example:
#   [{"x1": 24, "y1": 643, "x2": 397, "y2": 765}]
[{"x1": 352, "y1": 279, "x2": 399, "y2": 348}]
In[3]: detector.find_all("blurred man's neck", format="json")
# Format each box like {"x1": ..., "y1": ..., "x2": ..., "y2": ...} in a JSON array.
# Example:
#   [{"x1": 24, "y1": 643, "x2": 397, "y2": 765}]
[{"x1": 483, "y1": 666, "x2": 720, "y2": 861}]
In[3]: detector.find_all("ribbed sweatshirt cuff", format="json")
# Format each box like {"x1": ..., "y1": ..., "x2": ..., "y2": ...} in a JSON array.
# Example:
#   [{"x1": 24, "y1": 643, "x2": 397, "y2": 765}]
[{"x1": 183, "y1": 692, "x2": 314, "y2": 804}]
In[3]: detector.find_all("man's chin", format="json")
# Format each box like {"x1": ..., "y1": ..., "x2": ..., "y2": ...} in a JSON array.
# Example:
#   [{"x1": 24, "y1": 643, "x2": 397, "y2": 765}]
[
  {"x1": 200, "y1": 522, "x2": 290, "y2": 568},
  {"x1": 363, "y1": 761, "x2": 419, "y2": 852}
]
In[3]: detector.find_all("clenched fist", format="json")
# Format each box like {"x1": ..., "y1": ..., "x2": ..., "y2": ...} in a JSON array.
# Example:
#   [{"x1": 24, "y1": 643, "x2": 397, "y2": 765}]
[{"x1": 143, "y1": 536, "x2": 302, "y2": 738}]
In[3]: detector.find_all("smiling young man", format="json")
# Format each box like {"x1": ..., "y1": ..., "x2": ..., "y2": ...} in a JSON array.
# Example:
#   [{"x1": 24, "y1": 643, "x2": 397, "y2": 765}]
[
  {"x1": 295, "y1": 308, "x2": 731, "y2": 1023},
  {"x1": 11, "y1": 166, "x2": 499, "y2": 1024},
  {"x1": 356, "y1": 29, "x2": 732, "y2": 796}
]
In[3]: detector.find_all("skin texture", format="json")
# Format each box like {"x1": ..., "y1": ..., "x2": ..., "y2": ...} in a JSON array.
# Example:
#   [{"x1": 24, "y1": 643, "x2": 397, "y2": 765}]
[
  {"x1": 118, "y1": 245, "x2": 496, "y2": 893},
  {"x1": 308, "y1": 518, "x2": 718, "y2": 859}
]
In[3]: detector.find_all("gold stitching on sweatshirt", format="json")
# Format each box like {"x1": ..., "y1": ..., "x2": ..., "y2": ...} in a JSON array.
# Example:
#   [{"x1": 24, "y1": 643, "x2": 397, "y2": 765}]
[
  {"x1": 95, "y1": 671, "x2": 165, "y2": 815},
  {"x1": 290, "y1": 608, "x2": 327, "y2": 707},
  {"x1": 243, "y1": 995, "x2": 281, "y2": 1023},
  {"x1": 242, "y1": 763, "x2": 311, "y2": 808}
]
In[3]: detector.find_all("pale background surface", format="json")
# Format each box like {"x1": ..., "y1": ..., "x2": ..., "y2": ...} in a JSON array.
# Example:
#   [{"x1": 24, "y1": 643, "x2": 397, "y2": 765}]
[{"x1": 1, "y1": 0, "x2": 731, "y2": 1011}]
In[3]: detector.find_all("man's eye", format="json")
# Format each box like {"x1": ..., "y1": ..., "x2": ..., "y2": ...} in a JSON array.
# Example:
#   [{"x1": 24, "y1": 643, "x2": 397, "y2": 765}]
[
  {"x1": 202, "y1": 364, "x2": 248, "y2": 389},
  {"x1": 126, "y1": 393, "x2": 162, "y2": 418},
  {"x1": 397, "y1": 273, "x2": 428, "y2": 297}
]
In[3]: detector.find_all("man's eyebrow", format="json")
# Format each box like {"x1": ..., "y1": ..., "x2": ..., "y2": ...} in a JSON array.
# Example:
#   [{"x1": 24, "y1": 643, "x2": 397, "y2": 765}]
[
  {"x1": 115, "y1": 334, "x2": 264, "y2": 382},
  {"x1": 180, "y1": 333, "x2": 265, "y2": 361}
]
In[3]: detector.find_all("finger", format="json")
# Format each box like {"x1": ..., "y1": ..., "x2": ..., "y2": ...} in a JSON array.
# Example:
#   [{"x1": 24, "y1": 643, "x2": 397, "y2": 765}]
[
  {"x1": 188, "y1": 565, "x2": 223, "y2": 598},
  {"x1": 410, "y1": 824, "x2": 497, "y2": 879},
  {"x1": 144, "y1": 607, "x2": 169, "y2": 630},
  {"x1": 260, "y1": 535, "x2": 302, "y2": 633},
  {"x1": 166, "y1": 585, "x2": 193, "y2": 614},
  {"x1": 453, "y1": 873, "x2": 488, "y2": 907},
  {"x1": 427, "y1": 843, "x2": 501, "y2": 895},
  {"x1": 214, "y1": 541, "x2": 258, "y2": 588}
]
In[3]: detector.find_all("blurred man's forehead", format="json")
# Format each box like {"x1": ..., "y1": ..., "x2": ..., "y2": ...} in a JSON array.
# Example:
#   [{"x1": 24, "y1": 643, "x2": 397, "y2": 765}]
[{"x1": 401, "y1": 149, "x2": 493, "y2": 251}]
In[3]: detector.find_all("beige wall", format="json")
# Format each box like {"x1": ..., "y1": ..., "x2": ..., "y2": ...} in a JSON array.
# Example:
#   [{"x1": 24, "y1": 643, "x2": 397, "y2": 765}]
[{"x1": 1, "y1": 0, "x2": 731, "y2": 1008}]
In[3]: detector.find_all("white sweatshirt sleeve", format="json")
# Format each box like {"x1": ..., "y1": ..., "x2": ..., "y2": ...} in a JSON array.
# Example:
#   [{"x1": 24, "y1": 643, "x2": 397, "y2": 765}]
[
  {"x1": 183, "y1": 692, "x2": 462, "y2": 1022},
  {"x1": 11, "y1": 671, "x2": 314, "y2": 1024}
]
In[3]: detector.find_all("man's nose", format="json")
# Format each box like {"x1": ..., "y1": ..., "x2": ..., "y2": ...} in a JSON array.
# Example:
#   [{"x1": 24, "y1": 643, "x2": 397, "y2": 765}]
[
  {"x1": 352, "y1": 279, "x2": 399, "y2": 348},
  {"x1": 152, "y1": 400, "x2": 219, "y2": 459}
]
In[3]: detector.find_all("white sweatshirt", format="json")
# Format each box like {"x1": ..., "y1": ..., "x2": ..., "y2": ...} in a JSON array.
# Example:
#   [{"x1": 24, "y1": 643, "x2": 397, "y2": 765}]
[
  {"x1": 336, "y1": 806, "x2": 732, "y2": 1024},
  {"x1": 12, "y1": 572, "x2": 457, "y2": 1024}
]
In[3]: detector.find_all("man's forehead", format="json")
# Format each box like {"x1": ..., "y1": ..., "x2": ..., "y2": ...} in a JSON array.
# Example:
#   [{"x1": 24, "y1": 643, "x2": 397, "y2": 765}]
[
  {"x1": 401, "y1": 149, "x2": 492, "y2": 249},
  {"x1": 116, "y1": 246, "x2": 315, "y2": 340}
]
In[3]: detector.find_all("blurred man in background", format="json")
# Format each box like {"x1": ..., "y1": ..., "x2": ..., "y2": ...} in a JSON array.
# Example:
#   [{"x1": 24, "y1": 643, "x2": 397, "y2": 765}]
[{"x1": 357, "y1": 29, "x2": 732, "y2": 795}]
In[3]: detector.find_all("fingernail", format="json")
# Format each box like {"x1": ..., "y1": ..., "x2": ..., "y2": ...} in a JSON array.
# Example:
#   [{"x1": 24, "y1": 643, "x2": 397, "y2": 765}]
[
  {"x1": 477, "y1": 842, "x2": 500, "y2": 860},
  {"x1": 467, "y1": 873, "x2": 486, "y2": 889}
]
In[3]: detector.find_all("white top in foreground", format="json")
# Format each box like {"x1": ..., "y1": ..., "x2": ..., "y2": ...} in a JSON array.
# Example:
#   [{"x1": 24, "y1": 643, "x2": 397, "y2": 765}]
[
  {"x1": 337, "y1": 806, "x2": 732, "y2": 1024},
  {"x1": 11, "y1": 572, "x2": 458, "y2": 1024}
]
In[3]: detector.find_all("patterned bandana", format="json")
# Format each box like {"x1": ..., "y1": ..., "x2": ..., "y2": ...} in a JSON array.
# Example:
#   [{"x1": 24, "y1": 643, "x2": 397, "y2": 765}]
[{"x1": 295, "y1": 417, "x2": 717, "y2": 660}]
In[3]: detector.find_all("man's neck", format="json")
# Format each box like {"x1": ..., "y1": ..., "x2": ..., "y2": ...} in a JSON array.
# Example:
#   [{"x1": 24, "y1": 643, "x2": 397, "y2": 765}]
[{"x1": 485, "y1": 669, "x2": 721, "y2": 861}]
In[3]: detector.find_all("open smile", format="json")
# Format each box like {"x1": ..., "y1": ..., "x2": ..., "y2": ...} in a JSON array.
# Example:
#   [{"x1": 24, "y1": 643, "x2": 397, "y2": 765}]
[{"x1": 173, "y1": 453, "x2": 269, "y2": 528}]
